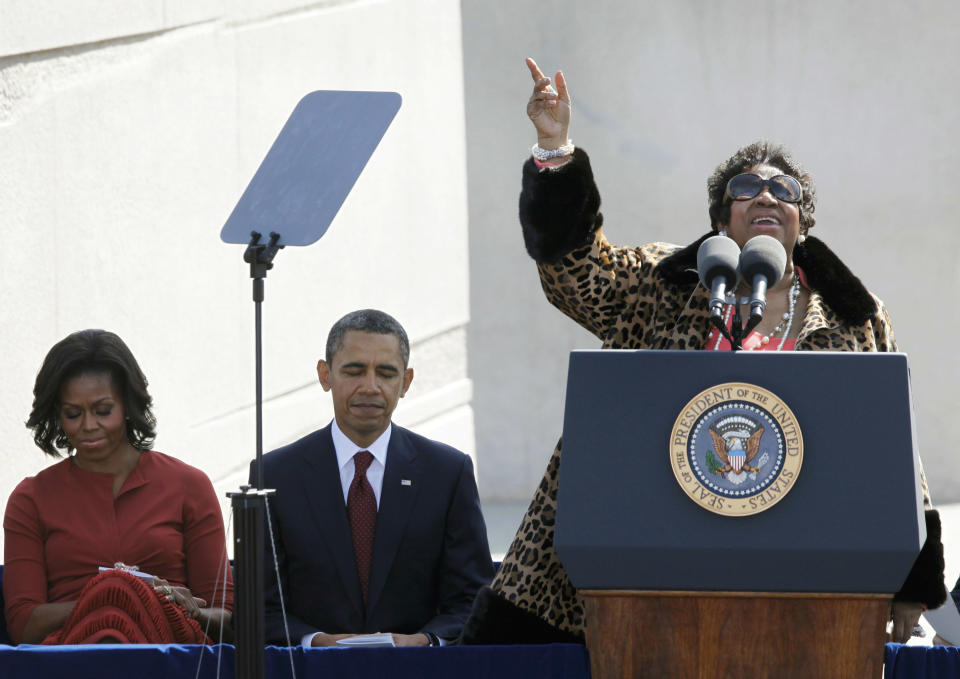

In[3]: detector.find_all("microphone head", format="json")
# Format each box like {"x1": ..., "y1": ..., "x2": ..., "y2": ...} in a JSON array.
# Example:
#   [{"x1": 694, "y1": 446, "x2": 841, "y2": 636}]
[
  {"x1": 697, "y1": 235, "x2": 741, "y2": 289},
  {"x1": 739, "y1": 235, "x2": 787, "y2": 285}
]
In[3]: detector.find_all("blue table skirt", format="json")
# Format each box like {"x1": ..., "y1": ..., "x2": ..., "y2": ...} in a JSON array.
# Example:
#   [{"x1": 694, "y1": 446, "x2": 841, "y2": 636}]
[
  {"x1": 0, "y1": 643, "x2": 592, "y2": 679},
  {"x1": 884, "y1": 643, "x2": 960, "y2": 679},
  {"x1": 1, "y1": 641, "x2": 955, "y2": 677}
]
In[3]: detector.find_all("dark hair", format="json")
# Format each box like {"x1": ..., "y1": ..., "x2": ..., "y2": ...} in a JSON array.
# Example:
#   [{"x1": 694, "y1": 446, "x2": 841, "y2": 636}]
[
  {"x1": 326, "y1": 309, "x2": 410, "y2": 368},
  {"x1": 26, "y1": 329, "x2": 157, "y2": 456},
  {"x1": 707, "y1": 141, "x2": 817, "y2": 235}
]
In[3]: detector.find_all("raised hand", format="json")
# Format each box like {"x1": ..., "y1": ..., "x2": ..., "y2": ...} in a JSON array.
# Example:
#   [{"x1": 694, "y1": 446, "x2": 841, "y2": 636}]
[{"x1": 525, "y1": 57, "x2": 571, "y2": 149}]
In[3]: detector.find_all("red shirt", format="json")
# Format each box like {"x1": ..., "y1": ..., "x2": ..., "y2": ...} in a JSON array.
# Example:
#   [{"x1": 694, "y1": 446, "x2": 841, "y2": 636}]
[{"x1": 3, "y1": 450, "x2": 233, "y2": 643}]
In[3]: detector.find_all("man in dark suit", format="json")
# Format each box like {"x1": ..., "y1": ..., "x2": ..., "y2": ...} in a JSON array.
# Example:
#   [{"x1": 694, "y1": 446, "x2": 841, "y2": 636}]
[{"x1": 253, "y1": 309, "x2": 493, "y2": 647}]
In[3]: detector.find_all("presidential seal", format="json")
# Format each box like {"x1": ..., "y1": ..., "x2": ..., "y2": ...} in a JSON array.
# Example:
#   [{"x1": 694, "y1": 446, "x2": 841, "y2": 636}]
[{"x1": 670, "y1": 383, "x2": 803, "y2": 517}]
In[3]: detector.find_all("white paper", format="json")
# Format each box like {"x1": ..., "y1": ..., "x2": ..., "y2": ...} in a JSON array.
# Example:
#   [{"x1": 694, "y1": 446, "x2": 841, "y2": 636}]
[
  {"x1": 98, "y1": 566, "x2": 156, "y2": 583},
  {"x1": 335, "y1": 633, "x2": 396, "y2": 648}
]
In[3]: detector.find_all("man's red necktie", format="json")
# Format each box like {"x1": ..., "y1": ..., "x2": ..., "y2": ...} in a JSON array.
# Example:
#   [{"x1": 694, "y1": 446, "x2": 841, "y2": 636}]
[{"x1": 348, "y1": 450, "x2": 377, "y2": 603}]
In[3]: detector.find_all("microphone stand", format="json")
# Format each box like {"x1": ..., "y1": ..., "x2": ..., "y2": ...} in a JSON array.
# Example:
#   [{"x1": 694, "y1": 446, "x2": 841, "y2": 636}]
[
  {"x1": 730, "y1": 304, "x2": 745, "y2": 351},
  {"x1": 709, "y1": 302, "x2": 744, "y2": 351},
  {"x1": 227, "y1": 230, "x2": 281, "y2": 679}
]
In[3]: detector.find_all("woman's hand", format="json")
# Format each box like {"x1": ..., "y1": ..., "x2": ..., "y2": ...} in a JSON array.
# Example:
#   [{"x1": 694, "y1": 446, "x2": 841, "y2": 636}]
[
  {"x1": 153, "y1": 577, "x2": 232, "y2": 641},
  {"x1": 154, "y1": 578, "x2": 206, "y2": 619},
  {"x1": 525, "y1": 57, "x2": 571, "y2": 149},
  {"x1": 890, "y1": 600, "x2": 925, "y2": 643},
  {"x1": 19, "y1": 601, "x2": 77, "y2": 644}
]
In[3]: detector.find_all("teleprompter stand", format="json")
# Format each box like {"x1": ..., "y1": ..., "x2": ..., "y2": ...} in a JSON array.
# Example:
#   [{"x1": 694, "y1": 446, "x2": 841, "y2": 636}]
[
  {"x1": 221, "y1": 90, "x2": 401, "y2": 679},
  {"x1": 226, "y1": 231, "x2": 281, "y2": 679}
]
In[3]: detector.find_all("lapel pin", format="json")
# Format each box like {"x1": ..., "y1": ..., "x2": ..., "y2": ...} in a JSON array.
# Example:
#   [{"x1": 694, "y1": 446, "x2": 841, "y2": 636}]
[{"x1": 401, "y1": 479, "x2": 412, "y2": 486}]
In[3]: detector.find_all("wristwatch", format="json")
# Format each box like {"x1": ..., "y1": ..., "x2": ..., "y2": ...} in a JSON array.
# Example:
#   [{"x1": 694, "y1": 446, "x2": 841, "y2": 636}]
[{"x1": 424, "y1": 631, "x2": 440, "y2": 647}]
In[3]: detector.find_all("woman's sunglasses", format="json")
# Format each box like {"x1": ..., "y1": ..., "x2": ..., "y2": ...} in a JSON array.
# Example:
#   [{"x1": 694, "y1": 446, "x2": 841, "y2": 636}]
[{"x1": 724, "y1": 173, "x2": 803, "y2": 204}]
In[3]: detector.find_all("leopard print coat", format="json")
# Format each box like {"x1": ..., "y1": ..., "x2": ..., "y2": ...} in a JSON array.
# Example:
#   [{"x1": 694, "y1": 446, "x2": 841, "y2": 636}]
[{"x1": 459, "y1": 148, "x2": 943, "y2": 644}]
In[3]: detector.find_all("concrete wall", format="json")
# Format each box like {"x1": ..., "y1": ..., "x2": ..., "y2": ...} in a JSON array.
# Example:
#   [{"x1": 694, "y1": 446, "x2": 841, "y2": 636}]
[
  {"x1": 462, "y1": 1, "x2": 960, "y2": 504},
  {"x1": 0, "y1": 0, "x2": 472, "y2": 554},
  {"x1": 4, "y1": 0, "x2": 958, "y2": 558}
]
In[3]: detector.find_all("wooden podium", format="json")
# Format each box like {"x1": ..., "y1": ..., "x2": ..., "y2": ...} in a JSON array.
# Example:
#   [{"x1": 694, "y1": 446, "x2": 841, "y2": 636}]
[
  {"x1": 556, "y1": 351, "x2": 925, "y2": 679},
  {"x1": 581, "y1": 591, "x2": 889, "y2": 678}
]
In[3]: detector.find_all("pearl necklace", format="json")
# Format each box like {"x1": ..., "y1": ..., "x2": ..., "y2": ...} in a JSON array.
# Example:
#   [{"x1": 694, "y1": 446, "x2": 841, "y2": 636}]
[
  {"x1": 768, "y1": 276, "x2": 801, "y2": 350},
  {"x1": 712, "y1": 275, "x2": 801, "y2": 351}
]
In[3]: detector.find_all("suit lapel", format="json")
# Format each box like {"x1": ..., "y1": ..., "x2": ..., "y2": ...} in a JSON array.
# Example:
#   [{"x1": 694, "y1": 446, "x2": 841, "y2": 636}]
[
  {"x1": 300, "y1": 426, "x2": 365, "y2": 620},
  {"x1": 366, "y1": 425, "x2": 420, "y2": 614}
]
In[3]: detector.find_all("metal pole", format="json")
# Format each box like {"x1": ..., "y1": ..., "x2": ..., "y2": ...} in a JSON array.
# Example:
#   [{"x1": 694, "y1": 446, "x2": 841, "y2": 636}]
[
  {"x1": 229, "y1": 488, "x2": 269, "y2": 679},
  {"x1": 230, "y1": 231, "x2": 282, "y2": 679},
  {"x1": 254, "y1": 279, "x2": 264, "y2": 490}
]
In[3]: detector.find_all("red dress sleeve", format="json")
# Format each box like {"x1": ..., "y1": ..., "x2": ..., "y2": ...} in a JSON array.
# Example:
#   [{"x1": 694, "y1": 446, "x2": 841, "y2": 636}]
[
  {"x1": 181, "y1": 466, "x2": 234, "y2": 612},
  {"x1": 3, "y1": 478, "x2": 49, "y2": 644}
]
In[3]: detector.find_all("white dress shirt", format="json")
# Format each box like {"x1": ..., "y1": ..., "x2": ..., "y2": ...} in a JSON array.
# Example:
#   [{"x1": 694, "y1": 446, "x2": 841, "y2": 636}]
[
  {"x1": 331, "y1": 418, "x2": 391, "y2": 508},
  {"x1": 302, "y1": 419, "x2": 392, "y2": 647}
]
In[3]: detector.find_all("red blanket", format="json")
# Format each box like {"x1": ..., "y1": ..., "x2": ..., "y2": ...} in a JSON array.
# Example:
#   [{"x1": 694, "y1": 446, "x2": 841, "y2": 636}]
[{"x1": 44, "y1": 570, "x2": 210, "y2": 645}]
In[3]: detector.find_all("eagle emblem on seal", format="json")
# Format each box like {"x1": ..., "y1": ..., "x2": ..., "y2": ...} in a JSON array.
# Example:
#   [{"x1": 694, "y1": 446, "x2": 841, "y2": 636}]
[
  {"x1": 671, "y1": 383, "x2": 803, "y2": 516},
  {"x1": 707, "y1": 416, "x2": 765, "y2": 476}
]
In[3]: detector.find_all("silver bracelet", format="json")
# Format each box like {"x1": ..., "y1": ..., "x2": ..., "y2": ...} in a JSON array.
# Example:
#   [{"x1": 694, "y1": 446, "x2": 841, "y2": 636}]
[{"x1": 531, "y1": 141, "x2": 574, "y2": 161}]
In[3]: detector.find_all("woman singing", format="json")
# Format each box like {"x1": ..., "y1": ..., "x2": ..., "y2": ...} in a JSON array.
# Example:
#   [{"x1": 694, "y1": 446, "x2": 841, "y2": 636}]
[{"x1": 461, "y1": 58, "x2": 945, "y2": 646}]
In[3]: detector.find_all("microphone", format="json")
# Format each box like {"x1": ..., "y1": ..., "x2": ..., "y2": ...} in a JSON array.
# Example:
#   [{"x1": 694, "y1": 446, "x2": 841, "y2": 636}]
[
  {"x1": 739, "y1": 235, "x2": 787, "y2": 331},
  {"x1": 697, "y1": 236, "x2": 741, "y2": 320}
]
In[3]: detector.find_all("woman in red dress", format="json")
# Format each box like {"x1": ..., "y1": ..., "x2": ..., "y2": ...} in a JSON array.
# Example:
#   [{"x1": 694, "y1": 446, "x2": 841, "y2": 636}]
[{"x1": 3, "y1": 329, "x2": 233, "y2": 644}]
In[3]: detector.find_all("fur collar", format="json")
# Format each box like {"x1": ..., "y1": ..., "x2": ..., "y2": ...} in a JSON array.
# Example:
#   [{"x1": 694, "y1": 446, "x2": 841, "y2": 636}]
[{"x1": 657, "y1": 233, "x2": 879, "y2": 326}]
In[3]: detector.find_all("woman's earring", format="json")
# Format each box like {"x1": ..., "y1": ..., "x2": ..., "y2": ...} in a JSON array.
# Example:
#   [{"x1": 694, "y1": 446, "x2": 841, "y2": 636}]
[{"x1": 798, "y1": 233, "x2": 806, "y2": 244}]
